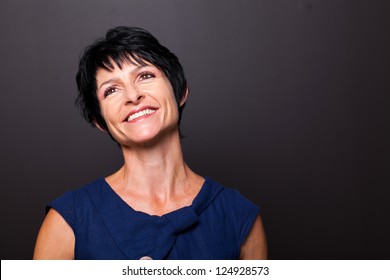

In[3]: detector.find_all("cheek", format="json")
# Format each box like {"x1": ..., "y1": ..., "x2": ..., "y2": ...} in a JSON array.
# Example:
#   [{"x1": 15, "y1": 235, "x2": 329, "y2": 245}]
[
  {"x1": 99, "y1": 99, "x2": 120, "y2": 122},
  {"x1": 163, "y1": 87, "x2": 179, "y2": 112},
  {"x1": 162, "y1": 94, "x2": 179, "y2": 118}
]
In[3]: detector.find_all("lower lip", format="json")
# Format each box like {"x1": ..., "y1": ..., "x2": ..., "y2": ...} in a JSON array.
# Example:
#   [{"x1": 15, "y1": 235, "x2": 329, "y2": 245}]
[{"x1": 126, "y1": 110, "x2": 157, "y2": 124}]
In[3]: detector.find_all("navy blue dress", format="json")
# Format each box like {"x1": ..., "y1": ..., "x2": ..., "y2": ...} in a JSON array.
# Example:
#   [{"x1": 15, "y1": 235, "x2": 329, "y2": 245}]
[{"x1": 48, "y1": 177, "x2": 259, "y2": 260}]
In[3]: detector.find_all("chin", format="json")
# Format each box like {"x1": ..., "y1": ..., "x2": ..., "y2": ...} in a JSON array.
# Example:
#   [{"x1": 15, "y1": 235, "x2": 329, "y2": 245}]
[{"x1": 122, "y1": 126, "x2": 179, "y2": 148}]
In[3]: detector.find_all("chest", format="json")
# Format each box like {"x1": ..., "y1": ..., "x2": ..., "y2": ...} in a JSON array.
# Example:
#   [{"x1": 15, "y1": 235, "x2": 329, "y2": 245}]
[{"x1": 74, "y1": 206, "x2": 239, "y2": 260}]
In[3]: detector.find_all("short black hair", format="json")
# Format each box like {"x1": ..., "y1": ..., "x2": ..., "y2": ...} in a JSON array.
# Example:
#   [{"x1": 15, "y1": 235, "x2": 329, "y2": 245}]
[{"x1": 75, "y1": 26, "x2": 187, "y2": 133}]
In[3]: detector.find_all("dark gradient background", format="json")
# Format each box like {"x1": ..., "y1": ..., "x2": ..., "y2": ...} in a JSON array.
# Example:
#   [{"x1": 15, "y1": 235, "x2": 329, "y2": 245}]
[{"x1": 1, "y1": 0, "x2": 389, "y2": 259}]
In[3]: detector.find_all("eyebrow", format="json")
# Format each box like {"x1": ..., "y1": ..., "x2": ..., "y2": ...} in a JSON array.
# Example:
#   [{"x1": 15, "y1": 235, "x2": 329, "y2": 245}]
[{"x1": 97, "y1": 64, "x2": 151, "y2": 91}]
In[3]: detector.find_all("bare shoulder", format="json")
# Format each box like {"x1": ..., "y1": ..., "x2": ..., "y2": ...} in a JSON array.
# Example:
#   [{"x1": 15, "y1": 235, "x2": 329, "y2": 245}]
[
  {"x1": 33, "y1": 208, "x2": 75, "y2": 260},
  {"x1": 240, "y1": 214, "x2": 268, "y2": 260}
]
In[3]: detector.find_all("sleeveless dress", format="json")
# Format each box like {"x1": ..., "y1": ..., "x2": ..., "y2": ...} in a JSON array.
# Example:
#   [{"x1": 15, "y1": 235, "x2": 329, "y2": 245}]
[{"x1": 47, "y1": 177, "x2": 259, "y2": 260}]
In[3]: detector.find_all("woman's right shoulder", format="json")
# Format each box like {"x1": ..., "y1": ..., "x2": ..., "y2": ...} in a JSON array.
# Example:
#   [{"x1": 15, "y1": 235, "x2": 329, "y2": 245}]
[
  {"x1": 33, "y1": 179, "x2": 106, "y2": 259},
  {"x1": 51, "y1": 178, "x2": 105, "y2": 202},
  {"x1": 33, "y1": 208, "x2": 75, "y2": 259},
  {"x1": 46, "y1": 179, "x2": 105, "y2": 229}
]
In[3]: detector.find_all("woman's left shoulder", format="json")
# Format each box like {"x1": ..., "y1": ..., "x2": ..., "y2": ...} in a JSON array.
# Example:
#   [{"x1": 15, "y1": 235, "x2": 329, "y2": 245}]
[
  {"x1": 207, "y1": 178, "x2": 259, "y2": 211},
  {"x1": 205, "y1": 178, "x2": 266, "y2": 258}
]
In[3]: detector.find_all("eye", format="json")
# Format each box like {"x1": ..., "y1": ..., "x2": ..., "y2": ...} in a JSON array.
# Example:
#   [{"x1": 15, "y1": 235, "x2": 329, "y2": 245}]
[
  {"x1": 103, "y1": 86, "x2": 118, "y2": 98},
  {"x1": 139, "y1": 71, "x2": 155, "y2": 81}
]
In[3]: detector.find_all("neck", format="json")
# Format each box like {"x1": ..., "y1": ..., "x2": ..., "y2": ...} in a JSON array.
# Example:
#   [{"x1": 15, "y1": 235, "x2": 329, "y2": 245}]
[{"x1": 107, "y1": 130, "x2": 197, "y2": 199}]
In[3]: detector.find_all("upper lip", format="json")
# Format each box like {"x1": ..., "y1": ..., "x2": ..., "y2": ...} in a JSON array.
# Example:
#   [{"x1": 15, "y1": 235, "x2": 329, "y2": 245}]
[{"x1": 123, "y1": 106, "x2": 159, "y2": 122}]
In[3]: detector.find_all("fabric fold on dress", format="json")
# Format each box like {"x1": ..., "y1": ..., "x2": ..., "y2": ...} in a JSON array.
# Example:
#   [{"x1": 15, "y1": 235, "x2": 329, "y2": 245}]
[{"x1": 86, "y1": 177, "x2": 223, "y2": 260}]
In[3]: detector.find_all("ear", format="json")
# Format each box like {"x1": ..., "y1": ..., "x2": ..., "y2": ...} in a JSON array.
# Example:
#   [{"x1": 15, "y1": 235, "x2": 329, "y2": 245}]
[{"x1": 179, "y1": 87, "x2": 189, "y2": 107}]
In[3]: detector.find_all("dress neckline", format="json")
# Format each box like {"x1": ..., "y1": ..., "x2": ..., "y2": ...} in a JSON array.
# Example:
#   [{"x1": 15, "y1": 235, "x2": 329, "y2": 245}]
[
  {"x1": 85, "y1": 176, "x2": 225, "y2": 259},
  {"x1": 100, "y1": 177, "x2": 209, "y2": 218}
]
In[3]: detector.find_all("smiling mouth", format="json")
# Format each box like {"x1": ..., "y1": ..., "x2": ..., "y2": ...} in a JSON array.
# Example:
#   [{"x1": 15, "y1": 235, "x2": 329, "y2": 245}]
[{"x1": 126, "y1": 108, "x2": 157, "y2": 122}]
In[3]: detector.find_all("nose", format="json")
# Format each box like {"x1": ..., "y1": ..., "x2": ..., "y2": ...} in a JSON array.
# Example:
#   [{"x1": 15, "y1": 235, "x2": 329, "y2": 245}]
[{"x1": 124, "y1": 84, "x2": 144, "y2": 104}]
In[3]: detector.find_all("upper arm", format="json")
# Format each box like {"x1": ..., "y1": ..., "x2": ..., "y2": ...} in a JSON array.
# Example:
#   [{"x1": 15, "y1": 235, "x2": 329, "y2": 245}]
[
  {"x1": 33, "y1": 208, "x2": 75, "y2": 260},
  {"x1": 239, "y1": 214, "x2": 268, "y2": 260}
]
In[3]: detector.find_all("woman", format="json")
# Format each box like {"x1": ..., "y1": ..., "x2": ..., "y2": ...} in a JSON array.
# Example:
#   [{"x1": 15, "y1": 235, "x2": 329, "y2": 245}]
[{"x1": 33, "y1": 26, "x2": 267, "y2": 260}]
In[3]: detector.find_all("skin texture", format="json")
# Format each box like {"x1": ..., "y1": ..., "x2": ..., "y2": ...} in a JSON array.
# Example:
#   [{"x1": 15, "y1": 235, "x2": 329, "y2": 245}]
[
  {"x1": 33, "y1": 209, "x2": 74, "y2": 260},
  {"x1": 33, "y1": 60, "x2": 267, "y2": 260},
  {"x1": 240, "y1": 215, "x2": 268, "y2": 259}
]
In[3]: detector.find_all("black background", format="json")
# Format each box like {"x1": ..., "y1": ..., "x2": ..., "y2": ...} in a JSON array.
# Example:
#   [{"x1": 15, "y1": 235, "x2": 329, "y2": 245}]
[{"x1": 1, "y1": 0, "x2": 389, "y2": 259}]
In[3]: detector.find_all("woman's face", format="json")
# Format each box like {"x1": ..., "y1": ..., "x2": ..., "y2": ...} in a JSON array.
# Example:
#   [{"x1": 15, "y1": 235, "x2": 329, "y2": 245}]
[{"x1": 95, "y1": 59, "x2": 183, "y2": 146}]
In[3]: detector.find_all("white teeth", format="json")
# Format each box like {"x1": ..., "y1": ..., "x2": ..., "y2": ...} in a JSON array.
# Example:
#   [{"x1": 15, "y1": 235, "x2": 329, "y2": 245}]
[{"x1": 128, "y1": 109, "x2": 156, "y2": 121}]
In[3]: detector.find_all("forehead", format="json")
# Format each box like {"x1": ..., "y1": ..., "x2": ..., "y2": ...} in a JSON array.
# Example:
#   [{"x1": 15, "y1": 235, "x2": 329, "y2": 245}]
[
  {"x1": 96, "y1": 58, "x2": 158, "y2": 78},
  {"x1": 99, "y1": 54, "x2": 154, "y2": 72}
]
